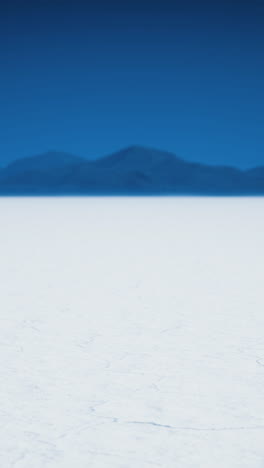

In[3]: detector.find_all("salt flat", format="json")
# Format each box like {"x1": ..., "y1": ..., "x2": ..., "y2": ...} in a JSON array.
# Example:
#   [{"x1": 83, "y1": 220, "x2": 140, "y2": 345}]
[{"x1": 0, "y1": 197, "x2": 264, "y2": 468}]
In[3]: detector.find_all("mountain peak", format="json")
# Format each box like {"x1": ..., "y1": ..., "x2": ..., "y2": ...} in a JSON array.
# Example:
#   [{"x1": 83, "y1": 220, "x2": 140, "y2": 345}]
[
  {"x1": 95, "y1": 144, "x2": 181, "y2": 170},
  {"x1": 116, "y1": 144, "x2": 180, "y2": 158}
]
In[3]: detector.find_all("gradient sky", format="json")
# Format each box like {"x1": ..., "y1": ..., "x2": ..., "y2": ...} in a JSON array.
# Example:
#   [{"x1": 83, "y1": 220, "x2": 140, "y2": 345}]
[{"x1": 1, "y1": 0, "x2": 264, "y2": 168}]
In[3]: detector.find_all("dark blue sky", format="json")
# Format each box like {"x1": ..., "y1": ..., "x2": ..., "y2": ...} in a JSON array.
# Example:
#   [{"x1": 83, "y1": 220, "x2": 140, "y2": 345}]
[{"x1": 1, "y1": 0, "x2": 264, "y2": 168}]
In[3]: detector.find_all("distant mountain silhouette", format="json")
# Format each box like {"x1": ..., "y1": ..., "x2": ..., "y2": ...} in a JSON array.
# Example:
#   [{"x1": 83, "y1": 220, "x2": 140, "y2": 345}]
[{"x1": 0, "y1": 146, "x2": 264, "y2": 194}]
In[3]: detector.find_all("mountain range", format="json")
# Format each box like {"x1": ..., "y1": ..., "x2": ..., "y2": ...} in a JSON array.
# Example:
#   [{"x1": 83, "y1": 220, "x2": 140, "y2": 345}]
[{"x1": 0, "y1": 146, "x2": 264, "y2": 195}]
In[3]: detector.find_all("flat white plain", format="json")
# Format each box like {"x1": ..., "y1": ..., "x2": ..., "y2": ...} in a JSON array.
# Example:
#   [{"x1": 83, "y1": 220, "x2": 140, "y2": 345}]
[{"x1": 0, "y1": 197, "x2": 264, "y2": 468}]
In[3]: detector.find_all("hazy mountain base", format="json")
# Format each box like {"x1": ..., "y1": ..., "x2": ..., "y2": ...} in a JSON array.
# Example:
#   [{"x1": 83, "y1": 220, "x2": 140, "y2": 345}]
[{"x1": 0, "y1": 146, "x2": 264, "y2": 194}]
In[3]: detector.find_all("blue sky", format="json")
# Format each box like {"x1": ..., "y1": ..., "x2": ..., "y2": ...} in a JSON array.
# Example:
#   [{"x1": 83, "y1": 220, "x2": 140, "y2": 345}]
[{"x1": 1, "y1": 0, "x2": 264, "y2": 167}]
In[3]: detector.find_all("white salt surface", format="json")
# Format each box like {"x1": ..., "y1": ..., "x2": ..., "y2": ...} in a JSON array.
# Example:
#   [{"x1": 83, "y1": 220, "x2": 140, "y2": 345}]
[{"x1": 0, "y1": 197, "x2": 264, "y2": 468}]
